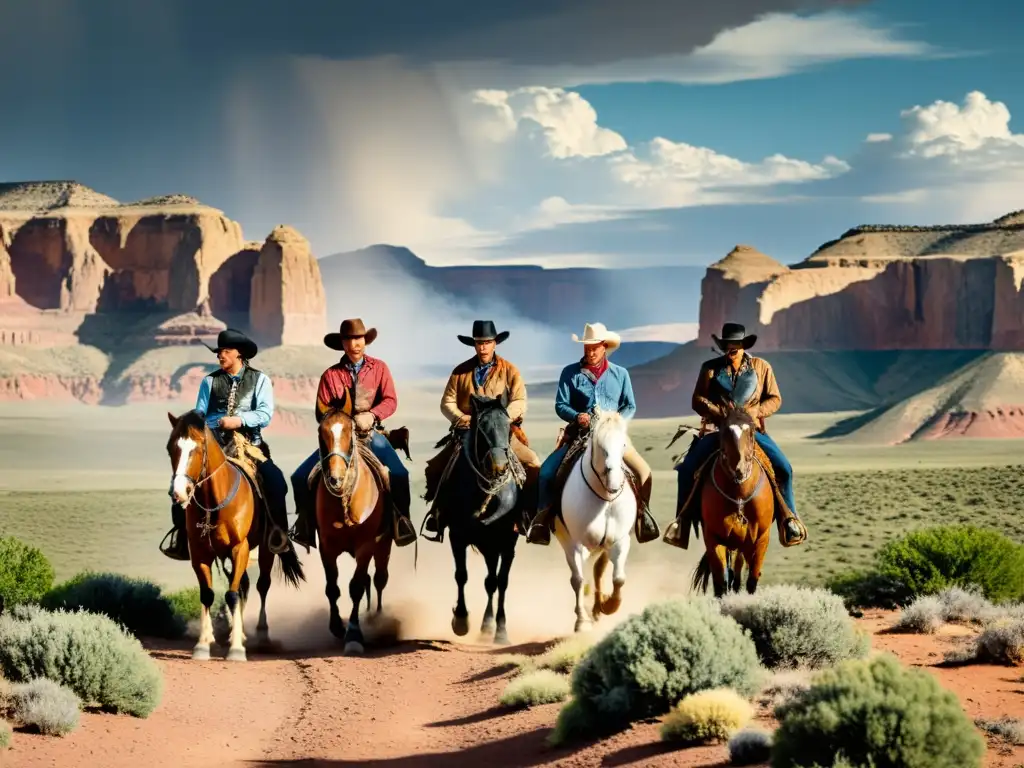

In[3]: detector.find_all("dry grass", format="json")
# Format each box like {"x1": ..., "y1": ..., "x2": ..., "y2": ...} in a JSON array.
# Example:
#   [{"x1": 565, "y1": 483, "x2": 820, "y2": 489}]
[
  {"x1": 499, "y1": 669, "x2": 570, "y2": 708},
  {"x1": 660, "y1": 688, "x2": 753, "y2": 746}
]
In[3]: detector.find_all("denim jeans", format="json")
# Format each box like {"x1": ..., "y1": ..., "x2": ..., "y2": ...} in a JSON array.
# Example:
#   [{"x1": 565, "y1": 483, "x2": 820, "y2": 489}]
[{"x1": 537, "y1": 444, "x2": 569, "y2": 513}]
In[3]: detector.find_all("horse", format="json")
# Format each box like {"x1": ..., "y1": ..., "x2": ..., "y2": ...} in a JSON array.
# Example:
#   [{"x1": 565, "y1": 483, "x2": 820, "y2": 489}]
[
  {"x1": 166, "y1": 410, "x2": 305, "y2": 661},
  {"x1": 554, "y1": 406, "x2": 636, "y2": 633},
  {"x1": 442, "y1": 392, "x2": 522, "y2": 646},
  {"x1": 689, "y1": 405, "x2": 775, "y2": 598},
  {"x1": 314, "y1": 389, "x2": 394, "y2": 655}
]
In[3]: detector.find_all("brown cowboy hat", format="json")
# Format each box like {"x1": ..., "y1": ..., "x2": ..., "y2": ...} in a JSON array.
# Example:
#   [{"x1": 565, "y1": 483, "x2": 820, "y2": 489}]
[
  {"x1": 324, "y1": 318, "x2": 378, "y2": 351},
  {"x1": 712, "y1": 322, "x2": 757, "y2": 351}
]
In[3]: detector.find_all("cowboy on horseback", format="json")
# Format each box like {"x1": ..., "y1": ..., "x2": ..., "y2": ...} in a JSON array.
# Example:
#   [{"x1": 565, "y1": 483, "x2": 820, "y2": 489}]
[
  {"x1": 160, "y1": 328, "x2": 290, "y2": 560},
  {"x1": 663, "y1": 322, "x2": 806, "y2": 549},
  {"x1": 525, "y1": 322, "x2": 658, "y2": 546},
  {"x1": 422, "y1": 320, "x2": 542, "y2": 542},
  {"x1": 288, "y1": 318, "x2": 418, "y2": 550}
]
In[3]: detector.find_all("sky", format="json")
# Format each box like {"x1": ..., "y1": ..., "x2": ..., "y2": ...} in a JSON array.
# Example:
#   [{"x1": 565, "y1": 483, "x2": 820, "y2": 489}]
[{"x1": 1, "y1": 0, "x2": 1022, "y2": 269}]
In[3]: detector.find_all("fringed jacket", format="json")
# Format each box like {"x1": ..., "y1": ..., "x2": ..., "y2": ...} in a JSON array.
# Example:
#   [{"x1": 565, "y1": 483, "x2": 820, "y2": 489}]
[{"x1": 691, "y1": 353, "x2": 781, "y2": 431}]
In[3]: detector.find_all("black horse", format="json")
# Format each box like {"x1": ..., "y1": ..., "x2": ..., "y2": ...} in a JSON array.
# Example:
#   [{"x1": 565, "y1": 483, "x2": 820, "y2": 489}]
[{"x1": 441, "y1": 392, "x2": 522, "y2": 645}]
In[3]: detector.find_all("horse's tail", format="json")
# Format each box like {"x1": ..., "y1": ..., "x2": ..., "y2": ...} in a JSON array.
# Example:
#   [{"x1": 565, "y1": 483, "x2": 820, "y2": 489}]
[
  {"x1": 274, "y1": 543, "x2": 306, "y2": 589},
  {"x1": 690, "y1": 553, "x2": 712, "y2": 594}
]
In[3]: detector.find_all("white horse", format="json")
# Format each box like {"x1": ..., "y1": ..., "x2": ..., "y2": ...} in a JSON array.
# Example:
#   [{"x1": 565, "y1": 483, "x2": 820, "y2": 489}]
[{"x1": 553, "y1": 406, "x2": 636, "y2": 633}]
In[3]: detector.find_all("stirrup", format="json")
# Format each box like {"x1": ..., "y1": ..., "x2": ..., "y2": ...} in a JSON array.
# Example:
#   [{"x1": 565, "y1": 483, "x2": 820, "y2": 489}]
[
  {"x1": 526, "y1": 521, "x2": 551, "y2": 545},
  {"x1": 661, "y1": 519, "x2": 688, "y2": 550},
  {"x1": 419, "y1": 512, "x2": 443, "y2": 544},
  {"x1": 159, "y1": 528, "x2": 191, "y2": 561}
]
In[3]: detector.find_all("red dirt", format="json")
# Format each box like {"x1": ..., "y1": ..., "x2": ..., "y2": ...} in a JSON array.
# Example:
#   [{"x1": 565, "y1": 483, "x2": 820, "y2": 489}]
[{"x1": 4, "y1": 609, "x2": 1024, "y2": 768}]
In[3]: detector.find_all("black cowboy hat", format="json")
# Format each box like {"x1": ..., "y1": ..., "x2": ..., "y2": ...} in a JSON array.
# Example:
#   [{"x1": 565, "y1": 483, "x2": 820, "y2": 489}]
[
  {"x1": 204, "y1": 328, "x2": 258, "y2": 360},
  {"x1": 324, "y1": 318, "x2": 378, "y2": 351},
  {"x1": 458, "y1": 320, "x2": 509, "y2": 347},
  {"x1": 712, "y1": 322, "x2": 757, "y2": 351}
]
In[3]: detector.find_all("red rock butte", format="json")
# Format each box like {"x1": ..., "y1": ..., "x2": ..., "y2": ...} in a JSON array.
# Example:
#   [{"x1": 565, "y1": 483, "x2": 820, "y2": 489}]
[{"x1": 0, "y1": 180, "x2": 326, "y2": 350}]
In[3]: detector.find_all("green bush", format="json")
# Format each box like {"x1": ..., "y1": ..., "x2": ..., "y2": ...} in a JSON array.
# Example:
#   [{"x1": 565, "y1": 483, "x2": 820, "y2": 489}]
[
  {"x1": 6, "y1": 678, "x2": 81, "y2": 736},
  {"x1": 771, "y1": 654, "x2": 986, "y2": 768},
  {"x1": 729, "y1": 727, "x2": 773, "y2": 765},
  {"x1": 0, "y1": 537, "x2": 55, "y2": 608},
  {"x1": 0, "y1": 606, "x2": 164, "y2": 718},
  {"x1": 42, "y1": 572, "x2": 186, "y2": 640},
  {"x1": 720, "y1": 586, "x2": 869, "y2": 669},
  {"x1": 551, "y1": 598, "x2": 763, "y2": 743},
  {"x1": 0, "y1": 719, "x2": 10, "y2": 749},
  {"x1": 876, "y1": 524, "x2": 1024, "y2": 603},
  {"x1": 826, "y1": 569, "x2": 913, "y2": 610},
  {"x1": 499, "y1": 669, "x2": 570, "y2": 708}
]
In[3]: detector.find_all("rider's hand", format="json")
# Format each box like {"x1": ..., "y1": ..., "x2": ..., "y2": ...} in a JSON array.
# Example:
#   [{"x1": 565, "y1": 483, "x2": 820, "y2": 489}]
[
  {"x1": 218, "y1": 416, "x2": 243, "y2": 430},
  {"x1": 354, "y1": 412, "x2": 376, "y2": 432},
  {"x1": 456, "y1": 415, "x2": 471, "y2": 429},
  {"x1": 576, "y1": 413, "x2": 591, "y2": 428}
]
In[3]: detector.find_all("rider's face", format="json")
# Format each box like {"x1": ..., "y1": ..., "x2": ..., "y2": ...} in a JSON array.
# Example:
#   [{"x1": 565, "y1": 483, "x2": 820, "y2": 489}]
[
  {"x1": 342, "y1": 336, "x2": 366, "y2": 361},
  {"x1": 583, "y1": 343, "x2": 606, "y2": 366},
  {"x1": 475, "y1": 339, "x2": 496, "y2": 364},
  {"x1": 217, "y1": 347, "x2": 243, "y2": 372},
  {"x1": 725, "y1": 343, "x2": 743, "y2": 359}
]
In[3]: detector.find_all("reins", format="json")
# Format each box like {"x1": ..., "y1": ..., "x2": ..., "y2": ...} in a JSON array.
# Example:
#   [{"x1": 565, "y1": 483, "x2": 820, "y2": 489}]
[{"x1": 169, "y1": 426, "x2": 244, "y2": 539}]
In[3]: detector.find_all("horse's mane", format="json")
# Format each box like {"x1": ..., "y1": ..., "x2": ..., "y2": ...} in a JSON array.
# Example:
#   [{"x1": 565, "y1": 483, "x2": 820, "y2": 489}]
[
  {"x1": 167, "y1": 410, "x2": 207, "y2": 452},
  {"x1": 592, "y1": 409, "x2": 626, "y2": 442},
  {"x1": 723, "y1": 406, "x2": 755, "y2": 428}
]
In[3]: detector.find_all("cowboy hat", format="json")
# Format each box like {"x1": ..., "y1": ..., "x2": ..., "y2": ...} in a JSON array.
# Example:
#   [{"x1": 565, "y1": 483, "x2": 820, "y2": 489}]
[
  {"x1": 458, "y1": 320, "x2": 510, "y2": 347},
  {"x1": 204, "y1": 328, "x2": 258, "y2": 360},
  {"x1": 571, "y1": 322, "x2": 621, "y2": 352},
  {"x1": 324, "y1": 318, "x2": 378, "y2": 351},
  {"x1": 712, "y1": 322, "x2": 757, "y2": 351}
]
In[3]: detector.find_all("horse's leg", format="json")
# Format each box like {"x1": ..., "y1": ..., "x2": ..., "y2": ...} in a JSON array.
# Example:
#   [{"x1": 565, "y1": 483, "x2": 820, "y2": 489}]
[
  {"x1": 191, "y1": 558, "x2": 216, "y2": 660},
  {"x1": 480, "y1": 548, "x2": 500, "y2": 638},
  {"x1": 591, "y1": 551, "x2": 609, "y2": 620},
  {"x1": 320, "y1": 544, "x2": 345, "y2": 640},
  {"x1": 344, "y1": 548, "x2": 373, "y2": 655},
  {"x1": 730, "y1": 550, "x2": 745, "y2": 594},
  {"x1": 450, "y1": 532, "x2": 470, "y2": 637},
  {"x1": 493, "y1": 534, "x2": 515, "y2": 646},
  {"x1": 707, "y1": 543, "x2": 729, "y2": 599},
  {"x1": 255, "y1": 539, "x2": 274, "y2": 646},
  {"x1": 601, "y1": 534, "x2": 630, "y2": 616},
  {"x1": 372, "y1": 541, "x2": 391, "y2": 615},
  {"x1": 562, "y1": 540, "x2": 590, "y2": 633},
  {"x1": 225, "y1": 540, "x2": 251, "y2": 662},
  {"x1": 747, "y1": 530, "x2": 771, "y2": 595}
]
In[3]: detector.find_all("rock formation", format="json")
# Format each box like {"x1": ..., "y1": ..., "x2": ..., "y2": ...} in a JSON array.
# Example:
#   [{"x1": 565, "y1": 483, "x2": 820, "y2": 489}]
[{"x1": 250, "y1": 225, "x2": 326, "y2": 347}]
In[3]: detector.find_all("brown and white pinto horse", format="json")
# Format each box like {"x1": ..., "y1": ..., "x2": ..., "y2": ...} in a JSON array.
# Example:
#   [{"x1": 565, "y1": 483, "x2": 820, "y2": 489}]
[
  {"x1": 166, "y1": 410, "x2": 305, "y2": 661},
  {"x1": 689, "y1": 405, "x2": 775, "y2": 598},
  {"x1": 315, "y1": 390, "x2": 394, "y2": 655}
]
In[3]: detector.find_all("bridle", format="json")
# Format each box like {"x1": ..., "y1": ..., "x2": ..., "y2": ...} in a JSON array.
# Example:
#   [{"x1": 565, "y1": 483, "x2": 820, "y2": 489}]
[
  {"x1": 710, "y1": 423, "x2": 765, "y2": 521},
  {"x1": 465, "y1": 407, "x2": 513, "y2": 495},
  {"x1": 168, "y1": 426, "x2": 243, "y2": 524},
  {"x1": 579, "y1": 419, "x2": 627, "y2": 503},
  {"x1": 318, "y1": 412, "x2": 360, "y2": 501}
]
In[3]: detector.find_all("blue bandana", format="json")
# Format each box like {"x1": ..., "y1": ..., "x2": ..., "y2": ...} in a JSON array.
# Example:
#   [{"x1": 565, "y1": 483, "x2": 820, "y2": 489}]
[{"x1": 715, "y1": 356, "x2": 759, "y2": 407}]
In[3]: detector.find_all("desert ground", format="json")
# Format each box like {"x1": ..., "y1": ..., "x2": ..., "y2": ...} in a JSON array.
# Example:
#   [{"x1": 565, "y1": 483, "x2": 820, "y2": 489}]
[{"x1": 3, "y1": 383, "x2": 1024, "y2": 767}]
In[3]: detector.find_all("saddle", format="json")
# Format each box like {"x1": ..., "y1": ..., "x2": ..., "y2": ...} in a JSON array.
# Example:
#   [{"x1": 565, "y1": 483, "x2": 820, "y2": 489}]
[
  {"x1": 306, "y1": 429, "x2": 394, "y2": 496},
  {"x1": 425, "y1": 419, "x2": 530, "y2": 506},
  {"x1": 222, "y1": 431, "x2": 268, "y2": 501},
  {"x1": 674, "y1": 435, "x2": 797, "y2": 549}
]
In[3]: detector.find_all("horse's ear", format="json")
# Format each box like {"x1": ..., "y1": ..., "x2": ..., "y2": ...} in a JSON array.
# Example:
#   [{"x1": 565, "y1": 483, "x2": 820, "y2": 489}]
[
  {"x1": 340, "y1": 388, "x2": 353, "y2": 416},
  {"x1": 167, "y1": 412, "x2": 178, "y2": 428}
]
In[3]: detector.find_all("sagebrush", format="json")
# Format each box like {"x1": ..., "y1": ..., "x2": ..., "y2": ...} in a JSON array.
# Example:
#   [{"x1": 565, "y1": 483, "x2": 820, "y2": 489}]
[
  {"x1": 0, "y1": 606, "x2": 164, "y2": 717},
  {"x1": 6, "y1": 678, "x2": 81, "y2": 736},
  {"x1": 42, "y1": 571, "x2": 187, "y2": 639},
  {"x1": 772, "y1": 653, "x2": 986, "y2": 768},
  {"x1": 970, "y1": 618, "x2": 1024, "y2": 664},
  {"x1": 0, "y1": 536, "x2": 55, "y2": 608},
  {"x1": 728, "y1": 727, "x2": 773, "y2": 766},
  {"x1": 660, "y1": 688, "x2": 752, "y2": 746},
  {"x1": 720, "y1": 585, "x2": 869, "y2": 669},
  {"x1": 499, "y1": 669, "x2": 570, "y2": 708},
  {"x1": 895, "y1": 587, "x2": 1000, "y2": 634},
  {"x1": 549, "y1": 598, "x2": 763, "y2": 744}
]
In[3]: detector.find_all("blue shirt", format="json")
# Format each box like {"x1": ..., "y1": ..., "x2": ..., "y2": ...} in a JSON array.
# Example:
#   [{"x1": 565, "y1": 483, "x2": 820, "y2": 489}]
[
  {"x1": 195, "y1": 367, "x2": 275, "y2": 441},
  {"x1": 554, "y1": 359, "x2": 636, "y2": 423}
]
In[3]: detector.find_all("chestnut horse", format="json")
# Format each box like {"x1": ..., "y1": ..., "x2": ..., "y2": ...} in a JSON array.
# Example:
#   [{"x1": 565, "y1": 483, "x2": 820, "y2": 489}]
[
  {"x1": 166, "y1": 410, "x2": 305, "y2": 661},
  {"x1": 315, "y1": 390, "x2": 394, "y2": 655},
  {"x1": 689, "y1": 406, "x2": 775, "y2": 598}
]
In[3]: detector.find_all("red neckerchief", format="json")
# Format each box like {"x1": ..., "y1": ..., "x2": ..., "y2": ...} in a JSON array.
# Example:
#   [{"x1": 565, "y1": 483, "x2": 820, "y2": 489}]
[{"x1": 583, "y1": 357, "x2": 608, "y2": 381}]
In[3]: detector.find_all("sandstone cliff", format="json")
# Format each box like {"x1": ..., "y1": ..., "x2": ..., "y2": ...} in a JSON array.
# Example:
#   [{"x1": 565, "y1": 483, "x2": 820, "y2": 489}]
[{"x1": 250, "y1": 226, "x2": 326, "y2": 347}]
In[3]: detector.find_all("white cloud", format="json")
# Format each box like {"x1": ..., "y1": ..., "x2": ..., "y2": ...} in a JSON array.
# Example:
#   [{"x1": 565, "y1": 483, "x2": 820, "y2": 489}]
[
  {"x1": 865, "y1": 133, "x2": 893, "y2": 143},
  {"x1": 898, "y1": 90, "x2": 1024, "y2": 157}
]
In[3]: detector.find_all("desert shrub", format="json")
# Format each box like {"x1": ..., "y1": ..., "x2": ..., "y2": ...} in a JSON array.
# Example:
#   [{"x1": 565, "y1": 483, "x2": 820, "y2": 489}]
[
  {"x1": 729, "y1": 727, "x2": 773, "y2": 766},
  {"x1": 826, "y1": 569, "x2": 913, "y2": 610},
  {"x1": 660, "y1": 688, "x2": 752, "y2": 745},
  {"x1": 0, "y1": 606, "x2": 163, "y2": 717},
  {"x1": 893, "y1": 595, "x2": 944, "y2": 634},
  {"x1": 971, "y1": 618, "x2": 1024, "y2": 664},
  {"x1": 42, "y1": 572, "x2": 186, "y2": 640},
  {"x1": 0, "y1": 537, "x2": 55, "y2": 608},
  {"x1": 876, "y1": 524, "x2": 1024, "y2": 603},
  {"x1": 551, "y1": 598, "x2": 763, "y2": 743},
  {"x1": 0, "y1": 720, "x2": 10, "y2": 749},
  {"x1": 757, "y1": 669, "x2": 812, "y2": 710},
  {"x1": 976, "y1": 716, "x2": 1024, "y2": 746},
  {"x1": 532, "y1": 634, "x2": 596, "y2": 674},
  {"x1": 6, "y1": 678, "x2": 81, "y2": 736},
  {"x1": 720, "y1": 585, "x2": 869, "y2": 669},
  {"x1": 499, "y1": 669, "x2": 570, "y2": 708},
  {"x1": 771, "y1": 654, "x2": 986, "y2": 768},
  {"x1": 895, "y1": 587, "x2": 1000, "y2": 634}
]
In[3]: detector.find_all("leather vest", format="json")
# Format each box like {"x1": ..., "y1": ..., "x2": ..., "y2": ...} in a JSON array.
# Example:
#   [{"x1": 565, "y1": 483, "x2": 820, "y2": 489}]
[{"x1": 209, "y1": 366, "x2": 263, "y2": 443}]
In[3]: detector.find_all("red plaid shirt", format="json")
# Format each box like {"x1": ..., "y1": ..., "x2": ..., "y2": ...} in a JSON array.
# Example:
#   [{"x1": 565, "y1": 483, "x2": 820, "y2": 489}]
[{"x1": 315, "y1": 355, "x2": 398, "y2": 423}]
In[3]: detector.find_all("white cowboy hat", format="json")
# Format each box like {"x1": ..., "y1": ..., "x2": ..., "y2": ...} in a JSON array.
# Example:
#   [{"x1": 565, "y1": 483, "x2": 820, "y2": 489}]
[{"x1": 571, "y1": 322, "x2": 621, "y2": 351}]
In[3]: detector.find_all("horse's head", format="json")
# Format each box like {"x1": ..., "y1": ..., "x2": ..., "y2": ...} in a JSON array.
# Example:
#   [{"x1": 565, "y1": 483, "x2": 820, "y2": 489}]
[
  {"x1": 590, "y1": 408, "x2": 628, "y2": 494},
  {"x1": 720, "y1": 405, "x2": 756, "y2": 483},
  {"x1": 166, "y1": 410, "x2": 208, "y2": 506},
  {"x1": 318, "y1": 390, "x2": 356, "y2": 496},
  {"x1": 469, "y1": 392, "x2": 511, "y2": 478}
]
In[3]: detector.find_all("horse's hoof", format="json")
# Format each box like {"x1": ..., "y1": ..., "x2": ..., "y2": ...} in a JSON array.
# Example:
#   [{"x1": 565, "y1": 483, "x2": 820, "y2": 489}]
[
  {"x1": 480, "y1": 620, "x2": 496, "y2": 636},
  {"x1": 227, "y1": 647, "x2": 247, "y2": 662},
  {"x1": 343, "y1": 641, "x2": 365, "y2": 656},
  {"x1": 601, "y1": 597, "x2": 622, "y2": 615},
  {"x1": 192, "y1": 644, "x2": 211, "y2": 661},
  {"x1": 494, "y1": 628, "x2": 510, "y2": 646},
  {"x1": 451, "y1": 615, "x2": 470, "y2": 637},
  {"x1": 329, "y1": 617, "x2": 346, "y2": 640}
]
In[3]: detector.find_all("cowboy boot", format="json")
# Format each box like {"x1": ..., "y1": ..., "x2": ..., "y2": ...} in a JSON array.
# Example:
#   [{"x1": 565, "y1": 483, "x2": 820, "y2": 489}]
[
  {"x1": 289, "y1": 503, "x2": 317, "y2": 551},
  {"x1": 159, "y1": 503, "x2": 191, "y2": 561},
  {"x1": 390, "y1": 480, "x2": 418, "y2": 548},
  {"x1": 633, "y1": 477, "x2": 660, "y2": 544},
  {"x1": 526, "y1": 507, "x2": 552, "y2": 546},
  {"x1": 776, "y1": 509, "x2": 807, "y2": 547}
]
